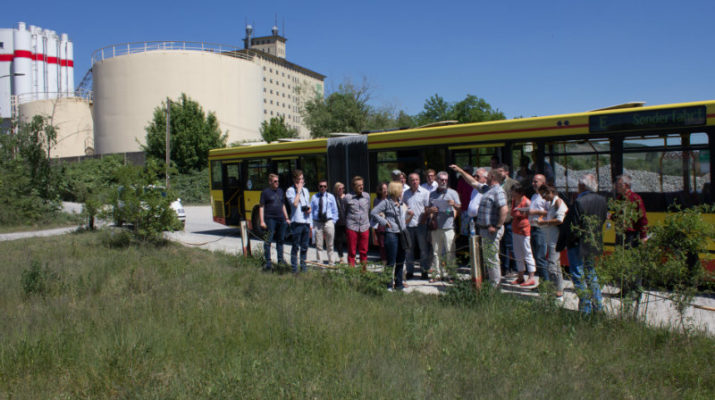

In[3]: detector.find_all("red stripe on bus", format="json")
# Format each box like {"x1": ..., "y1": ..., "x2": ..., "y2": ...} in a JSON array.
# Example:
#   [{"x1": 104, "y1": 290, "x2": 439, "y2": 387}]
[
  {"x1": 0, "y1": 54, "x2": 13, "y2": 61},
  {"x1": 371, "y1": 124, "x2": 590, "y2": 146},
  {"x1": 215, "y1": 145, "x2": 326, "y2": 158},
  {"x1": 13, "y1": 50, "x2": 33, "y2": 59}
]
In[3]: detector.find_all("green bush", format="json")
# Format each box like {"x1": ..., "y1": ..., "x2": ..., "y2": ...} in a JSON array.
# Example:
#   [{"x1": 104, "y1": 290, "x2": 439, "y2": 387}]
[
  {"x1": 58, "y1": 155, "x2": 124, "y2": 203},
  {"x1": 101, "y1": 162, "x2": 183, "y2": 244},
  {"x1": 171, "y1": 168, "x2": 210, "y2": 204}
]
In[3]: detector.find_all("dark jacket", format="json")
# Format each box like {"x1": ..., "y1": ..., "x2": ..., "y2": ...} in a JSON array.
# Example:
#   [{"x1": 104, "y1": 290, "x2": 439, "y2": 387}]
[{"x1": 574, "y1": 191, "x2": 608, "y2": 260}]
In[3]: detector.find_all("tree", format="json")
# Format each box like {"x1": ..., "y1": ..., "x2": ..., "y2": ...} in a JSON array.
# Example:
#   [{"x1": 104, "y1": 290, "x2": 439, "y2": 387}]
[
  {"x1": 260, "y1": 115, "x2": 299, "y2": 143},
  {"x1": 451, "y1": 94, "x2": 506, "y2": 123},
  {"x1": 416, "y1": 94, "x2": 451, "y2": 125},
  {"x1": 0, "y1": 115, "x2": 61, "y2": 224},
  {"x1": 143, "y1": 93, "x2": 227, "y2": 174},
  {"x1": 302, "y1": 81, "x2": 372, "y2": 137},
  {"x1": 416, "y1": 94, "x2": 505, "y2": 126}
]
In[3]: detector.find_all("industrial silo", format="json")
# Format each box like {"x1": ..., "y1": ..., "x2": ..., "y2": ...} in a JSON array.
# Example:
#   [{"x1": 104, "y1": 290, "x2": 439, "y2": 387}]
[
  {"x1": 18, "y1": 97, "x2": 94, "y2": 158},
  {"x1": 91, "y1": 42, "x2": 263, "y2": 154}
]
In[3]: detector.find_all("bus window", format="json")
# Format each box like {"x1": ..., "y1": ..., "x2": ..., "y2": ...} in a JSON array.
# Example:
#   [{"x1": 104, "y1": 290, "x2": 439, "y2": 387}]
[
  {"x1": 546, "y1": 139, "x2": 611, "y2": 196},
  {"x1": 623, "y1": 135, "x2": 685, "y2": 194},
  {"x1": 300, "y1": 154, "x2": 326, "y2": 191},
  {"x1": 225, "y1": 163, "x2": 241, "y2": 187},
  {"x1": 423, "y1": 147, "x2": 447, "y2": 175},
  {"x1": 274, "y1": 159, "x2": 297, "y2": 189},
  {"x1": 210, "y1": 160, "x2": 222, "y2": 190},
  {"x1": 690, "y1": 133, "x2": 710, "y2": 203},
  {"x1": 246, "y1": 158, "x2": 270, "y2": 191},
  {"x1": 375, "y1": 150, "x2": 422, "y2": 185}
]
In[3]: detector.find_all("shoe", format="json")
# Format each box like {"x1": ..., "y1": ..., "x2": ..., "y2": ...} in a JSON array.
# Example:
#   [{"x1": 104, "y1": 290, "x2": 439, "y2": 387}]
[
  {"x1": 387, "y1": 287, "x2": 394, "y2": 292},
  {"x1": 520, "y1": 278, "x2": 537, "y2": 287},
  {"x1": 509, "y1": 278, "x2": 525, "y2": 285},
  {"x1": 555, "y1": 296, "x2": 564, "y2": 303}
]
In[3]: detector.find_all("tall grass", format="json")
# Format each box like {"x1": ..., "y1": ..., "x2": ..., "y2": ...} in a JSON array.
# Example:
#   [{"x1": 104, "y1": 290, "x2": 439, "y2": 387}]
[{"x1": 0, "y1": 231, "x2": 713, "y2": 399}]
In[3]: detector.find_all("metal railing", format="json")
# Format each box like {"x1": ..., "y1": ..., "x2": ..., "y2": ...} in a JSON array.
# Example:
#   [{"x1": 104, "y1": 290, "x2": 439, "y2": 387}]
[{"x1": 91, "y1": 41, "x2": 253, "y2": 65}]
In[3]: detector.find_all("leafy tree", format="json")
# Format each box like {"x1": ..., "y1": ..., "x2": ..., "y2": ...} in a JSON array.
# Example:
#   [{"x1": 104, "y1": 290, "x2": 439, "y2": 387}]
[
  {"x1": 260, "y1": 115, "x2": 298, "y2": 143},
  {"x1": 416, "y1": 94, "x2": 505, "y2": 126},
  {"x1": 302, "y1": 81, "x2": 372, "y2": 137},
  {"x1": 417, "y1": 94, "x2": 451, "y2": 125},
  {"x1": 143, "y1": 93, "x2": 227, "y2": 173},
  {"x1": 451, "y1": 94, "x2": 505, "y2": 123},
  {"x1": 0, "y1": 115, "x2": 61, "y2": 224}
]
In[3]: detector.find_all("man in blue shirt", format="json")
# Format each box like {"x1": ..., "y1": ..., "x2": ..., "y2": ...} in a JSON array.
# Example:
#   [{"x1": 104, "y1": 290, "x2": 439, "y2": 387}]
[
  {"x1": 310, "y1": 179, "x2": 339, "y2": 266},
  {"x1": 259, "y1": 173, "x2": 290, "y2": 271},
  {"x1": 285, "y1": 169, "x2": 312, "y2": 273}
]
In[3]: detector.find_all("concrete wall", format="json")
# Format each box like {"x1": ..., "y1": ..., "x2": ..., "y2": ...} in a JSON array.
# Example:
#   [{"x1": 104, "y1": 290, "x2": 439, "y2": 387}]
[
  {"x1": 18, "y1": 97, "x2": 94, "y2": 158},
  {"x1": 92, "y1": 50, "x2": 262, "y2": 154}
]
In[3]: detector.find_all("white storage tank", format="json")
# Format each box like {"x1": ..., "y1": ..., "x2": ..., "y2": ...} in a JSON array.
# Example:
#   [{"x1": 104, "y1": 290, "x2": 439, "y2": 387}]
[
  {"x1": 0, "y1": 28, "x2": 13, "y2": 118},
  {"x1": 18, "y1": 97, "x2": 94, "y2": 158},
  {"x1": 12, "y1": 22, "x2": 32, "y2": 99},
  {"x1": 92, "y1": 44, "x2": 263, "y2": 154},
  {"x1": 45, "y1": 30, "x2": 58, "y2": 97}
]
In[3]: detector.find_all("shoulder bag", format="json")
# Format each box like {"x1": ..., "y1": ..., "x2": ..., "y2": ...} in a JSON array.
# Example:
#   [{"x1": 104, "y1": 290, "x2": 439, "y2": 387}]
[{"x1": 390, "y1": 200, "x2": 413, "y2": 250}]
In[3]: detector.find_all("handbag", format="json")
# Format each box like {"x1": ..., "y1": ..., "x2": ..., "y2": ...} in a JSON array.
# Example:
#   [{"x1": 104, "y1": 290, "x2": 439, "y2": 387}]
[{"x1": 390, "y1": 201, "x2": 412, "y2": 250}]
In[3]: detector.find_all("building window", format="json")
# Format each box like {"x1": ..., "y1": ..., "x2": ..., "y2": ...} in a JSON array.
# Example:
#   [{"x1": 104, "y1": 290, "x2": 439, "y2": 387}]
[
  {"x1": 270, "y1": 79, "x2": 273, "y2": 84},
  {"x1": 270, "y1": 68, "x2": 272, "y2": 73},
  {"x1": 263, "y1": 99, "x2": 266, "y2": 103},
  {"x1": 263, "y1": 66, "x2": 266, "y2": 70},
  {"x1": 270, "y1": 111, "x2": 273, "y2": 115},
  {"x1": 270, "y1": 100, "x2": 273, "y2": 104}
]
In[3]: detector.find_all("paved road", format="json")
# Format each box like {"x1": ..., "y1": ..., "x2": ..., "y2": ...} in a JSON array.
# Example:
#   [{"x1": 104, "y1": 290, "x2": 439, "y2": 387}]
[{"x1": 2, "y1": 203, "x2": 714, "y2": 334}]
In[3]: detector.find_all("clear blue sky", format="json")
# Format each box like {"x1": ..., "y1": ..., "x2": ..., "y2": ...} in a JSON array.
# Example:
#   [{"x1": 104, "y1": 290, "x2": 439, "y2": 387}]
[{"x1": 4, "y1": 0, "x2": 715, "y2": 119}]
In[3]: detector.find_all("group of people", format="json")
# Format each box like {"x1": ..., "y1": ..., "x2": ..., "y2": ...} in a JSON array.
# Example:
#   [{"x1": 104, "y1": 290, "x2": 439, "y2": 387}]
[{"x1": 258, "y1": 164, "x2": 648, "y2": 313}]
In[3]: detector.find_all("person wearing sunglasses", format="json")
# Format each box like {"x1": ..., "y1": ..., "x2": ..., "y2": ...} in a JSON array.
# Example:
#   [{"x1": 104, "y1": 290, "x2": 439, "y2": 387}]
[
  {"x1": 310, "y1": 179, "x2": 339, "y2": 266},
  {"x1": 259, "y1": 173, "x2": 291, "y2": 271}
]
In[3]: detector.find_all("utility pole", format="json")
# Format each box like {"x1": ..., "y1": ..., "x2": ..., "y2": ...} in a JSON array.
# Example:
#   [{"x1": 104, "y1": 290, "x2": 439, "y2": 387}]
[{"x1": 165, "y1": 97, "x2": 171, "y2": 189}]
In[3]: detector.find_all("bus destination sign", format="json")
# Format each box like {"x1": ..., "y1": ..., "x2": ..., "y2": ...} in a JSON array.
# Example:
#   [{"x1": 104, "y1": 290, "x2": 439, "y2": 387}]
[{"x1": 589, "y1": 105, "x2": 706, "y2": 133}]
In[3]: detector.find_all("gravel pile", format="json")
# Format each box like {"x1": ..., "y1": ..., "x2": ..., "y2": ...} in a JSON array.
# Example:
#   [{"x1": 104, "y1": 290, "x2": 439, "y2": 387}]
[{"x1": 551, "y1": 163, "x2": 710, "y2": 193}]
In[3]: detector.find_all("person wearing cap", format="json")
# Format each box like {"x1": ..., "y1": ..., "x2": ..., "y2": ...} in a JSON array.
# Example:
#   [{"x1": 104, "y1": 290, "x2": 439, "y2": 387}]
[{"x1": 310, "y1": 179, "x2": 339, "y2": 266}]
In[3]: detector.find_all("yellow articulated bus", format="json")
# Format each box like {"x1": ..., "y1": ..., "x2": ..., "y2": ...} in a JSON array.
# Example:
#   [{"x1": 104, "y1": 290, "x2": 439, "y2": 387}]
[{"x1": 209, "y1": 100, "x2": 714, "y2": 273}]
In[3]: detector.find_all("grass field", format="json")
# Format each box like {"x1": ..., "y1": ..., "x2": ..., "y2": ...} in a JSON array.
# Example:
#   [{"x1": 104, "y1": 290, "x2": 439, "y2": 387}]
[
  {"x1": 0, "y1": 212, "x2": 83, "y2": 234},
  {"x1": 1, "y1": 230, "x2": 713, "y2": 399}
]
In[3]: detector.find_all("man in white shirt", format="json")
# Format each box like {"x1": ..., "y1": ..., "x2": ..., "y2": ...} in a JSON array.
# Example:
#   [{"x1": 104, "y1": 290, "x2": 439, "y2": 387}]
[
  {"x1": 285, "y1": 169, "x2": 312, "y2": 273},
  {"x1": 421, "y1": 168, "x2": 438, "y2": 192},
  {"x1": 310, "y1": 179, "x2": 339, "y2": 266},
  {"x1": 403, "y1": 173, "x2": 431, "y2": 279},
  {"x1": 467, "y1": 168, "x2": 489, "y2": 230}
]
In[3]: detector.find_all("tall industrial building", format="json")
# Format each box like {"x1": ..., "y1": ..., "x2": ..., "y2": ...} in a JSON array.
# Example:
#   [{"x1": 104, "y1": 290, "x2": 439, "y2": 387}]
[
  {"x1": 91, "y1": 24, "x2": 325, "y2": 154},
  {"x1": 0, "y1": 22, "x2": 93, "y2": 157}
]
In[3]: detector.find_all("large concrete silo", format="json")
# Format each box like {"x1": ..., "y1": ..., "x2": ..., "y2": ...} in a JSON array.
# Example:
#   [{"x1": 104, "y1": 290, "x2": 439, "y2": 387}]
[
  {"x1": 18, "y1": 97, "x2": 94, "y2": 158},
  {"x1": 92, "y1": 44, "x2": 263, "y2": 154}
]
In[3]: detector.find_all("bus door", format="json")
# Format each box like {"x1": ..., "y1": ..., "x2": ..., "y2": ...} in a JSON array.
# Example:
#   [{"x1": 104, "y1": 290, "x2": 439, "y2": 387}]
[
  {"x1": 327, "y1": 136, "x2": 369, "y2": 190},
  {"x1": 222, "y1": 161, "x2": 244, "y2": 225},
  {"x1": 273, "y1": 157, "x2": 298, "y2": 190}
]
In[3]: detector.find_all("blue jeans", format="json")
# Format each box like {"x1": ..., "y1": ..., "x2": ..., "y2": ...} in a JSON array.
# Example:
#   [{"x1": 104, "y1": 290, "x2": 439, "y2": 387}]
[
  {"x1": 405, "y1": 225, "x2": 429, "y2": 275},
  {"x1": 290, "y1": 223, "x2": 310, "y2": 273},
  {"x1": 500, "y1": 223, "x2": 515, "y2": 274},
  {"x1": 567, "y1": 246, "x2": 603, "y2": 314},
  {"x1": 385, "y1": 232, "x2": 406, "y2": 289},
  {"x1": 531, "y1": 227, "x2": 549, "y2": 282},
  {"x1": 263, "y1": 217, "x2": 287, "y2": 269}
]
